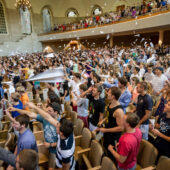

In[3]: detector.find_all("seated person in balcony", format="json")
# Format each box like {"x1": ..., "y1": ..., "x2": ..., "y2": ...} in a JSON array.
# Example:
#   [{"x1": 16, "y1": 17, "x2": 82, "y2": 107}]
[
  {"x1": 151, "y1": 100, "x2": 170, "y2": 160},
  {"x1": 108, "y1": 113, "x2": 142, "y2": 170}
]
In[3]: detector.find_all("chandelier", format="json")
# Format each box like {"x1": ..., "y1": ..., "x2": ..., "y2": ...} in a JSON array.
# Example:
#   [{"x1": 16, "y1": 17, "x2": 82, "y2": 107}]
[{"x1": 15, "y1": 0, "x2": 32, "y2": 10}]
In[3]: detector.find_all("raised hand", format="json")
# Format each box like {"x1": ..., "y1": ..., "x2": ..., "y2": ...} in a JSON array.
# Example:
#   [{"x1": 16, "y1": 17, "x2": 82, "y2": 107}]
[{"x1": 8, "y1": 107, "x2": 16, "y2": 112}]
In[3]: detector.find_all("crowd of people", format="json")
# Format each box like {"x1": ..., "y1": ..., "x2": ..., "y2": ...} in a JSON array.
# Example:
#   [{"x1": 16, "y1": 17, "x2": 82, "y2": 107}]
[
  {"x1": 0, "y1": 42, "x2": 169, "y2": 170},
  {"x1": 52, "y1": 0, "x2": 170, "y2": 32}
]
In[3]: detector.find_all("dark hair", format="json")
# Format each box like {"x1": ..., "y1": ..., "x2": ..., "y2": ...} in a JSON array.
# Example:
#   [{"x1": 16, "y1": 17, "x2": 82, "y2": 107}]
[
  {"x1": 79, "y1": 84, "x2": 88, "y2": 91},
  {"x1": 118, "y1": 77, "x2": 128, "y2": 87},
  {"x1": 74, "y1": 73, "x2": 81, "y2": 79},
  {"x1": 94, "y1": 84, "x2": 103, "y2": 93},
  {"x1": 93, "y1": 73, "x2": 101, "y2": 83},
  {"x1": 109, "y1": 86, "x2": 121, "y2": 100},
  {"x1": 126, "y1": 113, "x2": 140, "y2": 128},
  {"x1": 60, "y1": 118, "x2": 73, "y2": 138},
  {"x1": 48, "y1": 102, "x2": 61, "y2": 114},
  {"x1": 138, "y1": 81, "x2": 148, "y2": 91},
  {"x1": 134, "y1": 67, "x2": 140, "y2": 73},
  {"x1": 131, "y1": 77, "x2": 139, "y2": 85},
  {"x1": 48, "y1": 90, "x2": 61, "y2": 104},
  {"x1": 15, "y1": 114, "x2": 29, "y2": 128},
  {"x1": 127, "y1": 65, "x2": 132, "y2": 70},
  {"x1": 19, "y1": 149, "x2": 38, "y2": 170}
]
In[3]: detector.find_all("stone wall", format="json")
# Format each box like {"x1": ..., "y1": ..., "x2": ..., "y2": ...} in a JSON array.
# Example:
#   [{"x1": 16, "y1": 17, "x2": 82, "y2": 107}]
[{"x1": 0, "y1": 0, "x2": 145, "y2": 56}]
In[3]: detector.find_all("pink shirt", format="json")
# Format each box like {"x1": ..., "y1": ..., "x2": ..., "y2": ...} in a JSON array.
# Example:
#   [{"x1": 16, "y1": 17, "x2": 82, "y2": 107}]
[{"x1": 117, "y1": 128, "x2": 142, "y2": 169}]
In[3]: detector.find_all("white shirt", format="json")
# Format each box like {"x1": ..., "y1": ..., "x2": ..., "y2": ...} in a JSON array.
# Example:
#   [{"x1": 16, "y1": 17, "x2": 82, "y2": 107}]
[
  {"x1": 139, "y1": 68, "x2": 145, "y2": 77},
  {"x1": 151, "y1": 74, "x2": 168, "y2": 93},
  {"x1": 144, "y1": 72, "x2": 154, "y2": 83},
  {"x1": 165, "y1": 67, "x2": 170, "y2": 81},
  {"x1": 69, "y1": 80, "x2": 81, "y2": 100}
]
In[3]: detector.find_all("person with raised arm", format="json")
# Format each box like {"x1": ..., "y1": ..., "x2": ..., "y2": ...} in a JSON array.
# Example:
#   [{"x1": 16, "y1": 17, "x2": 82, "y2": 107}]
[
  {"x1": 25, "y1": 102, "x2": 75, "y2": 170},
  {"x1": 9, "y1": 102, "x2": 61, "y2": 170},
  {"x1": 4, "y1": 110, "x2": 38, "y2": 170}
]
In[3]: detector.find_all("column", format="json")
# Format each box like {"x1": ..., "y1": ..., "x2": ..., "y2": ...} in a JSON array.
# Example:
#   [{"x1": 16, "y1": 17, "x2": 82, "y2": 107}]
[
  {"x1": 110, "y1": 35, "x2": 113, "y2": 48},
  {"x1": 158, "y1": 30, "x2": 164, "y2": 46}
]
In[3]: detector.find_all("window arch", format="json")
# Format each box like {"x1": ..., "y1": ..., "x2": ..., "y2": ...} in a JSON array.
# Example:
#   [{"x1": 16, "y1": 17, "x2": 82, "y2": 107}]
[
  {"x1": 20, "y1": 7, "x2": 32, "y2": 34},
  {"x1": 66, "y1": 8, "x2": 79, "y2": 18},
  {"x1": 42, "y1": 7, "x2": 52, "y2": 32},
  {"x1": 92, "y1": 5, "x2": 102, "y2": 15},
  {"x1": 0, "y1": 1, "x2": 7, "y2": 34}
]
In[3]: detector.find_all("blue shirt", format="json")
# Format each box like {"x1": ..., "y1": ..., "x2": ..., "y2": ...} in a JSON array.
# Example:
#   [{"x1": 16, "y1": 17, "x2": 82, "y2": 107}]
[
  {"x1": 0, "y1": 87, "x2": 4, "y2": 100},
  {"x1": 119, "y1": 89, "x2": 131, "y2": 113},
  {"x1": 36, "y1": 114, "x2": 58, "y2": 153},
  {"x1": 103, "y1": 81, "x2": 118, "y2": 88},
  {"x1": 17, "y1": 129, "x2": 38, "y2": 155},
  {"x1": 12, "y1": 100, "x2": 23, "y2": 118},
  {"x1": 161, "y1": 1, "x2": 167, "y2": 6}
]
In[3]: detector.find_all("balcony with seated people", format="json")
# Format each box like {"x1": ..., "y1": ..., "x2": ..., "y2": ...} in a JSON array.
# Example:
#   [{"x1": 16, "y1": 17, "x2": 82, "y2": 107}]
[{"x1": 38, "y1": 2, "x2": 170, "y2": 43}]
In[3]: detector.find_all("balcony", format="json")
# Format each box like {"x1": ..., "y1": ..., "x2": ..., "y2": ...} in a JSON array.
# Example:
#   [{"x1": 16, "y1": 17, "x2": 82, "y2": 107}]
[{"x1": 38, "y1": 10, "x2": 170, "y2": 42}]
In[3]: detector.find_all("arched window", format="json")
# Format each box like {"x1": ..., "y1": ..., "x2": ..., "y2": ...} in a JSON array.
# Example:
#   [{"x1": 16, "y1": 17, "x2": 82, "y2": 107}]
[
  {"x1": 20, "y1": 7, "x2": 32, "y2": 34},
  {"x1": 92, "y1": 5, "x2": 102, "y2": 15},
  {"x1": 0, "y1": 1, "x2": 7, "y2": 34},
  {"x1": 42, "y1": 8, "x2": 52, "y2": 33},
  {"x1": 66, "y1": 8, "x2": 78, "y2": 17}
]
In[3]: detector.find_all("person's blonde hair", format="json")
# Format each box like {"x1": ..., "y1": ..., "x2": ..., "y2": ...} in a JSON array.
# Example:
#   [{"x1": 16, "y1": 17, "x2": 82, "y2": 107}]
[
  {"x1": 17, "y1": 86, "x2": 25, "y2": 92},
  {"x1": 147, "y1": 82, "x2": 153, "y2": 95},
  {"x1": 11, "y1": 92, "x2": 20, "y2": 101}
]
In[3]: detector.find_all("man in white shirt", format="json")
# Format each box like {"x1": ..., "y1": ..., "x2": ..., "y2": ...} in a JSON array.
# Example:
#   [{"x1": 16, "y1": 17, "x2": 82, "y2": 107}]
[
  {"x1": 69, "y1": 73, "x2": 82, "y2": 100},
  {"x1": 139, "y1": 63, "x2": 146, "y2": 78},
  {"x1": 144, "y1": 65, "x2": 154, "y2": 83},
  {"x1": 130, "y1": 67, "x2": 141, "y2": 84},
  {"x1": 151, "y1": 67, "x2": 168, "y2": 96}
]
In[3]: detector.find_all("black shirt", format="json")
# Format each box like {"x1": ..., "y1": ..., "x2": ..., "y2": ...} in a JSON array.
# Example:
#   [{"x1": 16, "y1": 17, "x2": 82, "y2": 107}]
[
  {"x1": 104, "y1": 105, "x2": 123, "y2": 147},
  {"x1": 88, "y1": 94, "x2": 105, "y2": 126},
  {"x1": 62, "y1": 81, "x2": 69, "y2": 97},
  {"x1": 154, "y1": 113, "x2": 170, "y2": 157},
  {"x1": 136, "y1": 94, "x2": 153, "y2": 124},
  {"x1": 13, "y1": 76, "x2": 20, "y2": 85},
  {"x1": 87, "y1": 77, "x2": 92, "y2": 88}
]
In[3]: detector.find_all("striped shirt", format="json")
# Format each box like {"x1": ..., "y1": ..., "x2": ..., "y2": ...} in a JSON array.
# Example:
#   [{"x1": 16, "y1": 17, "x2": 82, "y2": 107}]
[
  {"x1": 56, "y1": 133, "x2": 75, "y2": 170},
  {"x1": 151, "y1": 74, "x2": 168, "y2": 93}
]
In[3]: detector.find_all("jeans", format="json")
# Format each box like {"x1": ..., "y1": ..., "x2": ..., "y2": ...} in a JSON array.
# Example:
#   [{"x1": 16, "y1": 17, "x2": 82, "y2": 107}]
[
  {"x1": 118, "y1": 164, "x2": 136, "y2": 170},
  {"x1": 140, "y1": 124, "x2": 149, "y2": 140},
  {"x1": 0, "y1": 147, "x2": 16, "y2": 167}
]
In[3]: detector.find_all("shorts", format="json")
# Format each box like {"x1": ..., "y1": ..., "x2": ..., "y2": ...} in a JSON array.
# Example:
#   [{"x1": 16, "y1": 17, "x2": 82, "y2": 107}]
[
  {"x1": 48, "y1": 152, "x2": 56, "y2": 168},
  {"x1": 89, "y1": 122, "x2": 98, "y2": 131}
]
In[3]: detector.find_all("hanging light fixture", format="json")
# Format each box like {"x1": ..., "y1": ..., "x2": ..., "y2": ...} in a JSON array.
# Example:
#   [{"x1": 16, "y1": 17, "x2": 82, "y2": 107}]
[{"x1": 15, "y1": 0, "x2": 32, "y2": 10}]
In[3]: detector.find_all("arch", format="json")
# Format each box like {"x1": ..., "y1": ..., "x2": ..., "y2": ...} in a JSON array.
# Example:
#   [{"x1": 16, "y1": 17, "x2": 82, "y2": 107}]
[
  {"x1": 91, "y1": 5, "x2": 103, "y2": 16},
  {"x1": 19, "y1": 7, "x2": 32, "y2": 34},
  {"x1": 41, "y1": 5, "x2": 54, "y2": 32},
  {"x1": 65, "y1": 8, "x2": 79, "y2": 18},
  {"x1": 0, "y1": 0, "x2": 7, "y2": 34}
]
